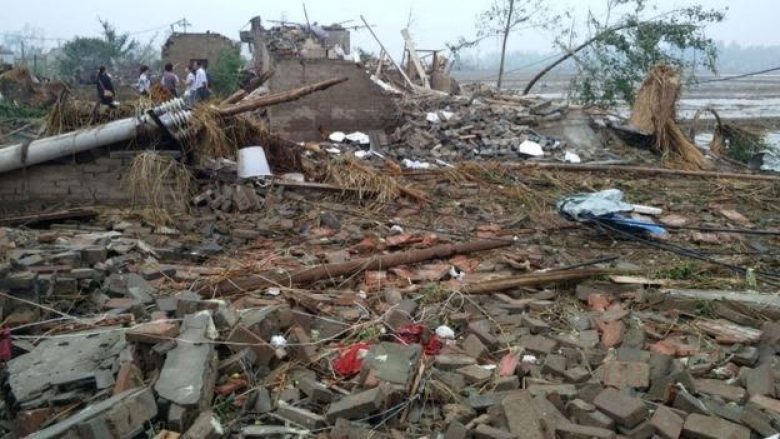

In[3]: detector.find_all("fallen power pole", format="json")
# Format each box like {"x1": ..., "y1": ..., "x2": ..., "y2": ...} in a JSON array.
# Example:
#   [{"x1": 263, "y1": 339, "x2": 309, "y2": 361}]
[
  {"x1": 209, "y1": 239, "x2": 511, "y2": 296},
  {"x1": 0, "y1": 77, "x2": 348, "y2": 175}
]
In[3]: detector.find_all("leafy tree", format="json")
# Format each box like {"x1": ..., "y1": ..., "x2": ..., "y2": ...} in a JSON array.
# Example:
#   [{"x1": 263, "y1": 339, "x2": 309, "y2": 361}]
[
  {"x1": 566, "y1": 0, "x2": 725, "y2": 105},
  {"x1": 56, "y1": 20, "x2": 157, "y2": 80},
  {"x1": 210, "y1": 48, "x2": 245, "y2": 96}
]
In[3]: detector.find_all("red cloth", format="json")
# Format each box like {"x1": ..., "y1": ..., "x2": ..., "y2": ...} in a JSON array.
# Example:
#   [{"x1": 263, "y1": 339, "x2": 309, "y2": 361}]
[
  {"x1": 333, "y1": 342, "x2": 372, "y2": 377},
  {"x1": 0, "y1": 327, "x2": 12, "y2": 361}
]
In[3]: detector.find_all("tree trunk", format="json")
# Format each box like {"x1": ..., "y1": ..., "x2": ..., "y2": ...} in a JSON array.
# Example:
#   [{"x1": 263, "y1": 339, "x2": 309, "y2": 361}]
[
  {"x1": 523, "y1": 22, "x2": 633, "y2": 95},
  {"x1": 497, "y1": 0, "x2": 515, "y2": 90}
]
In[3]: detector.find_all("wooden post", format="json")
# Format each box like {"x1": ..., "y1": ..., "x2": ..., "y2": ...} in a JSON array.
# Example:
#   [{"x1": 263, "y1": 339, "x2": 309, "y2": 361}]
[
  {"x1": 401, "y1": 29, "x2": 430, "y2": 88},
  {"x1": 360, "y1": 15, "x2": 417, "y2": 91}
]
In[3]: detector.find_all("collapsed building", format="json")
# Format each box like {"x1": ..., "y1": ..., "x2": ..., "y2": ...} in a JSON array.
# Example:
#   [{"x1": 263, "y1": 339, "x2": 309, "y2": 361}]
[
  {"x1": 2, "y1": 9, "x2": 780, "y2": 439},
  {"x1": 241, "y1": 16, "x2": 394, "y2": 141}
]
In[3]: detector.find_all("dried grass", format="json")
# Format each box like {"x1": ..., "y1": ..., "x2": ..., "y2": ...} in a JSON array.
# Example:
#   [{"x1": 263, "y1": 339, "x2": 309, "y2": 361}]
[
  {"x1": 453, "y1": 162, "x2": 550, "y2": 214},
  {"x1": 123, "y1": 152, "x2": 192, "y2": 225},
  {"x1": 44, "y1": 94, "x2": 141, "y2": 135},
  {"x1": 630, "y1": 64, "x2": 711, "y2": 170},
  {"x1": 325, "y1": 157, "x2": 402, "y2": 207},
  {"x1": 150, "y1": 83, "x2": 173, "y2": 105}
]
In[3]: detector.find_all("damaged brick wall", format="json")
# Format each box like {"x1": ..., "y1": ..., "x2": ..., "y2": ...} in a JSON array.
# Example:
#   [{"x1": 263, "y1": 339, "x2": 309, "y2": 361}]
[
  {"x1": 0, "y1": 151, "x2": 133, "y2": 213},
  {"x1": 162, "y1": 32, "x2": 238, "y2": 79},
  {"x1": 267, "y1": 59, "x2": 395, "y2": 141}
]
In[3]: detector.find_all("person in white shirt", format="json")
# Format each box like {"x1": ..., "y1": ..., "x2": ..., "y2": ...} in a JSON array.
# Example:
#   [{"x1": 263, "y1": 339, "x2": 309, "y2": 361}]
[
  {"x1": 184, "y1": 66, "x2": 196, "y2": 105},
  {"x1": 136, "y1": 65, "x2": 151, "y2": 96},
  {"x1": 192, "y1": 61, "x2": 210, "y2": 104}
]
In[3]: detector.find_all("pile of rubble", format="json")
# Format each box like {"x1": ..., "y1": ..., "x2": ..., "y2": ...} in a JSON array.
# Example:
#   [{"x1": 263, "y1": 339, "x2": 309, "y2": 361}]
[
  {"x1": 1, "y1": 186, "x2": 780, "y2": 439},
  {"x1": 314, "y1": 88, "x2": 601, "y2": 168}
]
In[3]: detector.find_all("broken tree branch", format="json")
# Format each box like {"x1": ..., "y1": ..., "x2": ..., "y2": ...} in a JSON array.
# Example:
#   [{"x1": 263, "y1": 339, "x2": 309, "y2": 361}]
[
  {"x1": 463, "y1": 268, "x2": 609, "y2": 295},
  {"x1": 216, "y1": 76, "x2": 348, "y2": 116},
  {"x1": 209, "y1": 239, "x2": 511, "y2": 296},
  {"x1": 523, "y1": 22, "x2": 633, "y2": 95}
]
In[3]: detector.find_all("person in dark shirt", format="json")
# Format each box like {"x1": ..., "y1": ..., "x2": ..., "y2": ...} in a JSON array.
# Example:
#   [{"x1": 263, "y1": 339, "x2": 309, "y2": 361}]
[
  {"x1": 161, "y1": 63, "x2": 179, "y2": 97},
  {"x1": 96, "y1": 66, "x2": 117, "y2": 108}
]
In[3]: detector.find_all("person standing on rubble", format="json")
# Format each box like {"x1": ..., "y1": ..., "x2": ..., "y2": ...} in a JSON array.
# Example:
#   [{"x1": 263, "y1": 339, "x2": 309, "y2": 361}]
[
  {"x1": 95, "y1": 66, "x2": 117, "y2": 108},
  {"x1": 136, "y1": 65, "x2": 151, "y2": 96},
  {"x1": 192, "y1": 61, "x2": 210, "y2": 104},
  {"x1": 184, "y1": 65, "x2": 196, "y2": 105},
  {"x1": 161, "y1": 63, "x2": 179, "y2": 98}
]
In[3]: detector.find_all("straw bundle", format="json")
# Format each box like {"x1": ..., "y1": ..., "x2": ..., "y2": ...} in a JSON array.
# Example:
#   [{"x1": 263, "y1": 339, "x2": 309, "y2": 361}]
[
  {"x1": 44, "y1": 95, "x2": 138, "y2": 135},
  {"x1": 123, "y1": 152, "x2": 192, "y2": 225},
  {"x1": 630, "y1": 65, "x2": 712, "y2": 170},
  {"x1": 690, "y1": 108, "x2": 769, "y2": 163}
]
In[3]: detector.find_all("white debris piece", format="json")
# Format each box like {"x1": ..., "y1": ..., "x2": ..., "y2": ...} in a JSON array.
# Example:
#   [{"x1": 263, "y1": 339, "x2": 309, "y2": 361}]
[
  {"x1": 270, "y1": 335, "x2": 288, "y2": 348},
  {"x1": 370, "y1": 75, "x2": 403, "y2": 95},
  {"x1": 346, "y1": 131, "x2": 370, "y2": 145},
  {"x1": 564, "y1": 151, "x2": 582, "y2": 163},
  {"x1": 435, "y1": 325, "x2": 456, "y2": 340},
  {"x1": 354, "y1": 150, "x2": 371, "y2": 159},
  {"x1": 329, "y1": 131, "x2": 346, "y2": 142},
  {"x1": 440, "y1": 110, "x2": 455, "y2": 121},
  {"x1": 401, "y1": 159, "x2": 432, "y2": 169},
  {"x1": 266, "y1": 287, "x2": 281, "y2": 296},
  {"x1": 631, "y1": 204, "x2": 663, "y2": 216},
  {"x1": 326, "y1": 147, "x2": 341, "y2": 155},
  {"x1": 389, "y1": 225, "x2": 405, "y2": 235},
  {"x1": 517, "y1": 140, "x2": 544, "y2": 157},
  {"x1": 522, "y1": 354, "x2": 539, "y2": 364},
  {"x1": 426, "y1": 112, "x2": 441, "y2": 123},
  {"x1": 449, "y1": 266, "x2": 466, "y2": 281}
]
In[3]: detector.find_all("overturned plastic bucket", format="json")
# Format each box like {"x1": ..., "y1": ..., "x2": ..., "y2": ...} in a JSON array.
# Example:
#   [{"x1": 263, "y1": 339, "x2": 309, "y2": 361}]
[{"x1": 237, "y1": 146, "x2": 272, "y2": 179}]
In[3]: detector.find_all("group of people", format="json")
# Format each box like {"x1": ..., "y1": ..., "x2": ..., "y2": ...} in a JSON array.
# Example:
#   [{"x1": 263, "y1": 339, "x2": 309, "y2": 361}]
[{"x1": 96, "y1": 61, "x2": 211, "y2": 108}]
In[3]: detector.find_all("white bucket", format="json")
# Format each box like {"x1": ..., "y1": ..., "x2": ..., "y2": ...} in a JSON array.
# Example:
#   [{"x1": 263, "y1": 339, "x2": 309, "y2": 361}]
[{"x1": 237, "y1": 146, "x2": 272, "y2": 179}]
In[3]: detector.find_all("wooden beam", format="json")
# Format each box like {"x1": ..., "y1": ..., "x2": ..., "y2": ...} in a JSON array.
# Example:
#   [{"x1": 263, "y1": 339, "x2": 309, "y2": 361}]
[
  {"x1": 401, "y1": 29, "x2": 430, "y2": 88},
  {"x1": 360, "y1": 15, "x2": 417, "y2": 91},
  {"x1": 207, "y1": 239, "x2": 511, "y2": 296}
]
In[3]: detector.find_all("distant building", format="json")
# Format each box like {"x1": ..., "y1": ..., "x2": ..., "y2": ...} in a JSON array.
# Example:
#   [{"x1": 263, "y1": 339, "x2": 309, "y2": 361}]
[
  {"x1": 0, "y1": 46, "x2": 15, "y2": 65},
  {"x1": 162, "y1": 32, "x2": 239, "y2": 79}
]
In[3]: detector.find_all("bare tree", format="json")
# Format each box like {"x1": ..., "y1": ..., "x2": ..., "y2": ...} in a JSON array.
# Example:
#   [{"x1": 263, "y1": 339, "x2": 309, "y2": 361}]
[{"x1": 474, "y1": 0, "x2": 558, "y2": 89}]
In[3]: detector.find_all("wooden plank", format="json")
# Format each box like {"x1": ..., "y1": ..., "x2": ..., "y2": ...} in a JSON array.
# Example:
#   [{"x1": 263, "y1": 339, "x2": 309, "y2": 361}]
[
  {"x1": 401, "y1": 29, "x2": 430, "y2": 88},
  {"x1": 694, "y1": 318, "x2": 763, "y2": 344},
  {"x1": 662, "y1": 289, "x2": 780, "y2": 313},
  {"x1": 0, "y1": 208, "x2": 97, "y2": 226}
]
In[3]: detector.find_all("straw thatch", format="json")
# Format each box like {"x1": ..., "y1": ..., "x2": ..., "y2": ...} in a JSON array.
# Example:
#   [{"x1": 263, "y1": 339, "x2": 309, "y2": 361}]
[
  {"x1": 123, "y1": 152, "x2": 192, "y2": 225},
  {"x1": 630, "y1": 65, "x2": 712, "y2": 170},
  {"x1": 44, "y1": 94, "x2": 140, "y2": 135}
]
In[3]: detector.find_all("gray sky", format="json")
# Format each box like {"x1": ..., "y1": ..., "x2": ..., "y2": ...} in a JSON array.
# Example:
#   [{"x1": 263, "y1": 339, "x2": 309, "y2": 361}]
[{"x1": 0, "y1": 0, "x2": 778, "y2": 59}]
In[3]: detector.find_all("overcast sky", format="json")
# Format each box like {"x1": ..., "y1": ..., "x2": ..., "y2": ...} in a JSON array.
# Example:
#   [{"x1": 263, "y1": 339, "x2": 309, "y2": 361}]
[{"x1": 1, "y1": 0, "x2": 778, "y2": 59}]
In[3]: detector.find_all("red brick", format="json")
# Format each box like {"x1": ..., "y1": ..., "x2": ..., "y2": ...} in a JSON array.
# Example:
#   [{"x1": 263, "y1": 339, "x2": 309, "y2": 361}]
[
  {"x1": 113, "y1": 363, "x2": 144, "y2": 395},
  {"x1": 682, "y1": 414, "x2": 750, "y2": 439},
  {"x1": 593, "y1": 388, "x2": 648, "y2": 428},
  {"x1": 15, "y1": 408, "x2": 53, "y2": 436},
  {"x1": 126, "y1": 320, "x2": 179, "y2": 344},
  {"x1": 598, "y1": 320, "x2": 625, "y2": 348},
  {"x1": 649, "y1": 405, "x2": 683, "y2": 439},
  {"x1": 601, "y1": 361, "x2": 650, "y2": 389}
]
